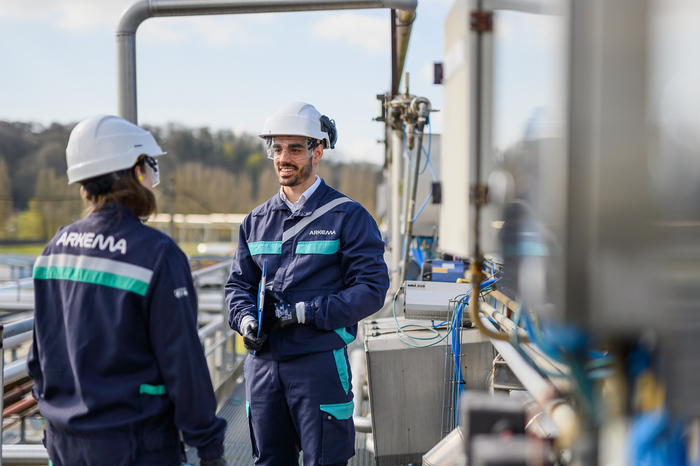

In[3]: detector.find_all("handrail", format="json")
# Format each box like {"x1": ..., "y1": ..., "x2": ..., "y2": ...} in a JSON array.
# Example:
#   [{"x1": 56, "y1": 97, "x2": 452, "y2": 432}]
[
  {"x1": 3, "y1": 319, "x2": 33, "y2": 340},
  {"x1": 1, "y1": 303, "x2": 238, "y2": 464},
  {"x1": 191, "y1": 259, "x2": 233, "y2": 279},
  {"x1": 1, "y1": 257, "x2": 239, "y2": 465},
  {"x1": 2, "y1": 316, "x2": 234, "y2": 388},
  {"x1": 198, "y1": 317, "x2": 223, "y2": 340}
]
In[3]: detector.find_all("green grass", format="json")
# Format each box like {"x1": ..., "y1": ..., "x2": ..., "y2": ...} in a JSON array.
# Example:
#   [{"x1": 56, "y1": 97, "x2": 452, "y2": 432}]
[{"x1": 0, "y1": 244, "x2": 46, "y2": 256}]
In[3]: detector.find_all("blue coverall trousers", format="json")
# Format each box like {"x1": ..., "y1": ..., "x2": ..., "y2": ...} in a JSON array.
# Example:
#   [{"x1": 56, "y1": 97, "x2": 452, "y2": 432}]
[
  {"x1": 244, "y1": 349, "x2": 355, "y2": 466},
  {"x1": 44, "y1": 420, "x2": 181, "y2": 466}
]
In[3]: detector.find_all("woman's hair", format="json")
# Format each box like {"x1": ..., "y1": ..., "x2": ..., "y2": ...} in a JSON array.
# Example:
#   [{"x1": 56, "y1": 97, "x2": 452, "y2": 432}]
[{"x1": 81, "y1": 162, "x2": 157, "y2": 218}]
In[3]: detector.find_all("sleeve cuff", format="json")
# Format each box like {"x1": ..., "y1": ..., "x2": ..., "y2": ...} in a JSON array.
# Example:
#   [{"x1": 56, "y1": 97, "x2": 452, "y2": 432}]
[
  {"x1": 240, "y1": 315, "x2": 256, "y2": 330},
  {"x1": 303, "y1": 301, "x2": 317, "y2": 326},
  {"x1": 296, "y1": 302, "x2": 306, "y2": 324}
]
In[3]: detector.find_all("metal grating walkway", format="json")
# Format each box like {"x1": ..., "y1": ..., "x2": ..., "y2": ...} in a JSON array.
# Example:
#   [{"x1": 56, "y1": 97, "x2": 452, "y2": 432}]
[{"x1": 186, "y1": 383, "x2": 374, "y2": 466}]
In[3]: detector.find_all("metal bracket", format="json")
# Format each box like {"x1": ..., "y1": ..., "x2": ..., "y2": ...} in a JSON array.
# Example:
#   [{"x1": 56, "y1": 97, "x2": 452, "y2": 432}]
[
  {"x1": 470, "y1": 184, "x2": 489, "y2": 206},
  {"x1": 470, "y1": 11, "x2": 493, "y2": 32},
  {"x1": 492, "y1": 357, "x2": 525, "y2": 392}
]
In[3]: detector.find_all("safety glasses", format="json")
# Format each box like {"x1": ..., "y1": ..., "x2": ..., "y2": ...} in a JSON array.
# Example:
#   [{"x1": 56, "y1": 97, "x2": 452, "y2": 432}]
[
  {"x1": 138, "y1": 155, "x2": 160, "y2": 187},
  {"x1": 266, "y1": 139, "x2": 313, "y2": 161}
]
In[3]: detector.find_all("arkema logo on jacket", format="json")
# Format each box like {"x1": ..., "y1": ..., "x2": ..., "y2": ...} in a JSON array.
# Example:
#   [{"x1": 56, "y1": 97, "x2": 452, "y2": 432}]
[
  {"x1": 55, "y1": 231, "x2": 127, "y2": 255},
  {"x1": 309, "y1": 230, "x2": 336, "y2": 235}
]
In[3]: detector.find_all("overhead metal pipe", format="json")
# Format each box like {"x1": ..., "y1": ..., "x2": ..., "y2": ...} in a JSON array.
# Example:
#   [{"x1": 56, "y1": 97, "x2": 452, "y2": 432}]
[
  {"x1": 117, "y1": 0, "x2": 418, "y2": 123},
  {"x1": 390, "y1": 8, "x2": 415, "y2": 97}
]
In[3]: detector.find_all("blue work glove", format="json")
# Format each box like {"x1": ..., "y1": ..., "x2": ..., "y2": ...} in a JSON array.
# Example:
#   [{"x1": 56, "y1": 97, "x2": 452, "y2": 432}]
[
  {"x1": 239, "y1": 315, "x2": 267, "y2": 352},
  {"x1": 265, "y1": 290, "x2": 305, "y2": 330},
  {"x1": 200, "y1": 458, "x2": 227, "y2": 466}
]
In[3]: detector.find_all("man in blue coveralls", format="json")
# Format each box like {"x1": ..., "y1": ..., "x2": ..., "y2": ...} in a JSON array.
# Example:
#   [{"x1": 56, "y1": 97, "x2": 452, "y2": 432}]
[{"x1": 225, "y1": 102, "x2": 389, "y2": 465}]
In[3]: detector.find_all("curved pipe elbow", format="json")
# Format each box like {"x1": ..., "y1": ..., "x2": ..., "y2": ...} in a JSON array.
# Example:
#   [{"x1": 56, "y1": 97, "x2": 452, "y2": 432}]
[
  {"x1": 384, "y1": 0, "x2": 417, "y2": 12},
  {"x1": 117, "y1": 0, "x2": 151, "y2": 35}
]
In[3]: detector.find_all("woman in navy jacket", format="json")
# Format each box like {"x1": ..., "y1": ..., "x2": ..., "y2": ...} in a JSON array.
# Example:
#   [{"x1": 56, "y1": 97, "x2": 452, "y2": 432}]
[{"x1": 27, "y1": 115, "x2": 226, "y2": 466}]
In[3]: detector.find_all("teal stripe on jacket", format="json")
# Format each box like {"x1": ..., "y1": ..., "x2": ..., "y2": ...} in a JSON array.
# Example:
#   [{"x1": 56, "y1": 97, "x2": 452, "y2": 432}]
[
  {"x1": 296, "y1": 239, "x2": 340, "y2": 255},
  {"x1": 248, "y1": 241, "x2": 282, "y2": 256}
]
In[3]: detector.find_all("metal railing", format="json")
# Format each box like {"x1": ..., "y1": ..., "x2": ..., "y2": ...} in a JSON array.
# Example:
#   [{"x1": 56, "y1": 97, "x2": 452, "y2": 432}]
[{"x1": 0, "y1": 260, "x2": 241, "y2": 465}]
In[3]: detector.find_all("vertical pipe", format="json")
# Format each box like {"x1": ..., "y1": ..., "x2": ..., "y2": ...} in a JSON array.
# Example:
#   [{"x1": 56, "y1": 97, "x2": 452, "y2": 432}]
[
  {"x1": 390, "y1": 129, "x2": 404, "y2": 290},
  {"x1": 467, "y1": 1, "x2": 508, "y2": 341},
  {"x1": 116, "y1": 33, "x2": 139, "y2": 123},
  {"x1": 390, "y1": 9, "x2": 399, "y2": 97},
  {"x1": 401, "y1": 130, "x2": 424, "y2": 283}
]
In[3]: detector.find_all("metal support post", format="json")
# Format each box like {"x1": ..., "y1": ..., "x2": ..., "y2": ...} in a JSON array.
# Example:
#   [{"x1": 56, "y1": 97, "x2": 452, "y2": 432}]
[
  {"x1": 390, "y1": 129, "x2": 404, "y2": 291},
  {"x1": 1, "y1": 324, "x2": 5, "y2": 466}
]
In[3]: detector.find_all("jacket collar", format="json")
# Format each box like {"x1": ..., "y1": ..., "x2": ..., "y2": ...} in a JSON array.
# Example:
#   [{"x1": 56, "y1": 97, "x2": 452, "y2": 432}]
[
  {"x1": 270, "y1": 179, "x2": 330, "y2": 217},
  {"x1": 90, "y1": 203, "x2": 140, "y2": 221}
]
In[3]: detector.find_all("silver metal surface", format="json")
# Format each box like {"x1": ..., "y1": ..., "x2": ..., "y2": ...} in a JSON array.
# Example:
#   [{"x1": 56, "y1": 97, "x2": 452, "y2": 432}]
[
  {"x1": 561, "y1": 0, "x2": 653, "y2": 336},
  {"x1": 389, "y1": 129, "x2": 404, "y2": 291},
  {"x1": 422, "y1": 427, "x2": 466, "y2": 466},
  {"x1": 3, "y1": 319, "x2": 34, "y2": 340},
  {"x1": 192, "y1": 258, "x2": 232, "y2": 279},
  {"x1": 3, "y1": 333, "x2": 32, "y2": 351},
  {"x1": 350, "y1": 349, "x2": 372, "y2": 433},
  {"x1": 489, "y1": 0, "x2": 564, "y2": 14},
  {"x1": 491, "y1": 357, "x2": 523, "y2": 392},
  {"x1": 365, "y1": 317, "x2": 493, "y2": 466},
  {"x1": 116, "y1": 0, "x2": 418, "y2": 123},
  {"x1": 480, "y1": 316, "x2": 579, "y2": 445},
  {"x1": 439, "y1": 0, "x2": 474, "y2": 257},
  {"x1": 394, "y1": 9, "x2": 416, "y2": 95},
  {"x1": 403, "y1": 281, "x2": 471, "y2": 320},
  {"x1": 3, "y1": 359, "x2": 28, "y2": 387},
  {"x1": 0, "y1": 266, "x2": 231, "y2": 312},
  {"x1": 0, "y1": 279, "x2": 35, "y2": 312},
  {"x1": 1, "y1": 445, "x2": 49, "y2": 465}
]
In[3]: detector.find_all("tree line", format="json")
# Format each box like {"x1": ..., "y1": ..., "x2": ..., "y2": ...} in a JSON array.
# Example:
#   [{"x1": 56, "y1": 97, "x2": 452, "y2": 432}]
[{"x1": 0, "y1": 121, "x2": 382, "y2": 241}]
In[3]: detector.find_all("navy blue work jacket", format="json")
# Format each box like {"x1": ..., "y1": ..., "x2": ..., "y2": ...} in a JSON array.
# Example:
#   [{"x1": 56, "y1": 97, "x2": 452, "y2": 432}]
[
  {"x1": 225, "y1": 179, "x2": 389, "y2": 360},
  {"x1": 27, "y1": 204, "x2": 226, "y2": 460}
]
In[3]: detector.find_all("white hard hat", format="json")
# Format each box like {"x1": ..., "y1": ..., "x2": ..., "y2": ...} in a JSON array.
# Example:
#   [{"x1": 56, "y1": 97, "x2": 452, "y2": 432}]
[
  {"x1": 66, "y1": 115, "x2": 166, "y2": 185},
  {"x1": 259, "y1": 102, "x2": 337, "y2": 149}
]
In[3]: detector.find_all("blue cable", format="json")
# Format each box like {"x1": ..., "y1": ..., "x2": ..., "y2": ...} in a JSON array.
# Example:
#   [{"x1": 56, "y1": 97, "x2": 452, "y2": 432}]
[
  {"x1": 402, "y1": 123, "x2": 438, "y2": 224},
  {"x1": 413, "y1": 188, "x2": 433, "y2": 222},
  {"x1": 628, "y1": 410, "x2": 687, "y2": 466},
  {"x1": 392, "y1": 287, "x2": 452, "y2": 348},
  {"x1": 420, "y1": 120, "x2": 433, "y2": 175}
]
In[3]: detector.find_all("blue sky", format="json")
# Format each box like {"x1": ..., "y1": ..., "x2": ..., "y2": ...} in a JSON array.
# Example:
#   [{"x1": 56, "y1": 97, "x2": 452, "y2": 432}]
[{"x1": 0, "y1": 0, "x2": 564, "y2": 164}]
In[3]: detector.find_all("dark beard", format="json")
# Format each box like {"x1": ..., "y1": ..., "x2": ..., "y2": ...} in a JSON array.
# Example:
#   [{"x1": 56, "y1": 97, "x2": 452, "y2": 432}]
[{"x1": 277, "y1": 159, "x2": 313, "y2": 187}]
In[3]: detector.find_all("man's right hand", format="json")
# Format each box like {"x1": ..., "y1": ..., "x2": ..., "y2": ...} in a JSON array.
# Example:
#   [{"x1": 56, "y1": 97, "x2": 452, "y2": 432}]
[{"x1": 240, "y1": 315, "x2": 267, "y2": 352}]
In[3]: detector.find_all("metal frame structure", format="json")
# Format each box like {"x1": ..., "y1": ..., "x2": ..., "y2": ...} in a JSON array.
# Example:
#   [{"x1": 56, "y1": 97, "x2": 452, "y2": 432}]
[{"x1": 116, "y1": 0, "x2": 418, "y2": 124}]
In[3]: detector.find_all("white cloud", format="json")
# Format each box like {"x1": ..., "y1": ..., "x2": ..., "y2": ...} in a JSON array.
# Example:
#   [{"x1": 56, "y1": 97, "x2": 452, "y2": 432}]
[
  {"x1": 312, "y1": 12, "x2": 389, "y2": 54},
  {"x1": 139, "y1": 16, "x2": 249, "y2": 46},
  {"x1": 0, "y1": 0, "x2": 276, "y2": 44},
  {"x1": 0, "y1": 0, "x2": 132, "y2": 30}
]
